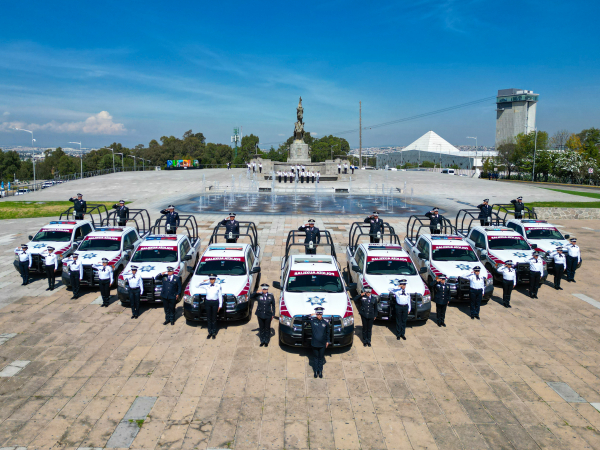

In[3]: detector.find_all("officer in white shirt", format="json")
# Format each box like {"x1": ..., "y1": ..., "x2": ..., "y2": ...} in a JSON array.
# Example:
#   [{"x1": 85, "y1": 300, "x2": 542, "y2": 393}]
[
  {"x1": 565, "y1": 238, "x2": 581, "y2": 282},
  {"x1": 67, "y1": 253, "x2": 84, "y2": 299},
  {"x1": 344, "y1": 162, "x2": 348, "y2": 174},
  {"x1": 389, "y1": 279, "x2": 411, "y2": 340},
  {"x1": 337, "y1": 163, "x2": 341, "y2": 174},
  {"x1": 497, "y1": 260, "x2": 516, "y2": 308},
  {"x1": 97, "y1": 258, "x2": 114, "y2": 307},
  {"x1": 300, "y1": 170, "x2": 305, "y2": 184},
  {"x1": 42, "y1": 246, "x2": 58, "y2": 290},
  {"x1": 316, "y1": 171, "x2": 321, "y2": 183},
  {"x1": 549, "y1": 247, "x2": 566, "y2": 290},
  {"x1": 277, "y1": 171, "x2": 282, "y2": 183},
  {"x1": 259, "y1": 162, "x2": 263, "y2": 174},
  {"x1": 14, "y1": 244, "x2": 32, "y2": 285},
  {"x1": 465, "y1": 266, "x2": 485, "y2": 319},
  {"x1": 201, "y1": 274, "x2": 223, "y2": 339},
  {"x1": 528, "y1": 252, "x2": 544, "y2": 298},
  {"x1": 125, "y1": 266, "x2": 144, "y2": 318},
  {"x1": 283, "y1": 171, "x2": 288, "y2": 184}
]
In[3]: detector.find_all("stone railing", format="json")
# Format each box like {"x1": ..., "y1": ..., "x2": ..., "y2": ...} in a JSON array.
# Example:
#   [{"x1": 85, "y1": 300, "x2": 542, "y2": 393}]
[{"x1": 535, "y1": 207, "x2": 600, "y2": 220}]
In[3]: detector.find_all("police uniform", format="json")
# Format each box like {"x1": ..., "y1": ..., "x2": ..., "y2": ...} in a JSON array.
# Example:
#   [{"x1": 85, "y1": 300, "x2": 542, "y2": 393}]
[
  {"x1": 97, "y1": 259, "x2": 114, "y2": 307},
  {"x1": 14, "y1": 245, "x2": 31, "y2": 285},
  {"x1": 549, "y1": 249, "x2": 566, "y2": 289},
  {"x1": 364, "y1": 212, "x2": 384, "y2": 243},
  {"x1": 358, "y1": 289, "x2": 378, "y2": 346},
  {"x1": 338, "y1": 164, "x2": 341, "y2": 174},
  {"x1": 160, "y1": 206, "x2": 180, "y2": 234},
  {"x1": 434, "y1": 277, "x2": 451, "y2": 326},
  {"x1": 298, "y1": 220, "x2": 320, "y2": 255},
  {"x1": 316, "y1": 172, "x2": 321, "y2": 183},
  {"x1": 277, "y1": 171, "x2": 282, "y2": 183},
  {"x1": 112, "y1": 201, "x2": 129, "y2": 226},
  {"x1": 42, "y1": 247, "x2": 58, "y2": 290},
  {"x1": 157, "y1": 268, "x2": 182, "y2": 325},
  {"x1": 565, "y1": 239, "x2": 581, "y2": 282},
  {"x1": 497, "y1": 262, "x2": 516, "y2": 307},
  {"x1": 220, "y1": 214, "x2": 240, "y2": 243},
  {"x1": 125, "y1": 267, "x2": 143, "y2": 317},
  {"x1": 351, "y1": 165, "x2": 355, "y2": 174},
  {"x1": 477, "y1": 200, "x2": 493, "y2": 226},
  {"x1": 389, "y1": 281, "x2": 411, "y2": 339},
  {"x1": 425, "y1": 209, "x2": 444, "y2": 234},
  {"x1": 284, "y1": 171, "x2": 288, "y2": 183},
  {"x1": 67, "y1": 255, "x2": 83, "y2": 299},
  {"x1": 528, "y1": 254, "x2": 544, "y2": 298},
  {"x1": 201, "y1": 275, "x2": 223, "y2": 338},
  {"x1": 253, "y1": 284, "x2": 276, "y2": 346},
  {"x1": 69, "y1": 195, "x2": 87, "y2": 220},
  {"x1": 310, "y1": 307, "x2": 330, "y2": 377},
  {"x1": 465, "y1": 268, "x2": 485, "y2": 319},
  {"x1": 510, "y1": 197, "x2": 525, "y2": 219},
  {"x1": 259, "y1": 163, "x2": 262, "y2": 174}
]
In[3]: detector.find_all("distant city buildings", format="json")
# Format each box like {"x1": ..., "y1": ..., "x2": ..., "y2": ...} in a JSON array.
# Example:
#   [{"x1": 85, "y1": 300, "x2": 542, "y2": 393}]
[{"x1": 495, "y1": 88, "x2": 539, "y2": 148}]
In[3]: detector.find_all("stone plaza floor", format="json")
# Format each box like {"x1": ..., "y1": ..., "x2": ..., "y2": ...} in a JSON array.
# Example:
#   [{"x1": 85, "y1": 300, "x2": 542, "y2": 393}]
[{"x1": 0, "y1": 211, "x2": 599, "y2": 449}]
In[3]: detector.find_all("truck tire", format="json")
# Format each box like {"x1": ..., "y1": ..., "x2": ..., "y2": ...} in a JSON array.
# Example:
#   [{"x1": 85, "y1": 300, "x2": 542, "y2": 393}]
[{"x1": 485, "y1": 263, "x2": 499, "y2": 284}]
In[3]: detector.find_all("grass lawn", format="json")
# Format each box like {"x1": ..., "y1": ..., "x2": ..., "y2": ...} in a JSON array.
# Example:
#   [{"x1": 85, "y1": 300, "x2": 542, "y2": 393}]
[
  {"x1": 544, "y1": 188, "x2": 600, "y2": 199},
  {"x1": 0, "y1": 201, "x2": 121, "y2": 220}
]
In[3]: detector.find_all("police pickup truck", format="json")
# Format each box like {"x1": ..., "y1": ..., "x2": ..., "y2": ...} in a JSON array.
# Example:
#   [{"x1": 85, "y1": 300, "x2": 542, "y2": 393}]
[
  {"x1": 183, "y1": 222, "x2": 261, "y2": 322},
  {"x1": 345, "y1": 222, "x2": 430, "y2": 322},
  {"x1": 505, "y1": 219, "x2": 577, "y2": 270},
  {"x1": 402, "y1": 215, "x2": 493, "y2": 301},
  {"x1": 274, "y1": 230, "x2": 356, "y2": 348},
  {"x1": 15, "y1": 220, "x2": 94, "y2": 275}
]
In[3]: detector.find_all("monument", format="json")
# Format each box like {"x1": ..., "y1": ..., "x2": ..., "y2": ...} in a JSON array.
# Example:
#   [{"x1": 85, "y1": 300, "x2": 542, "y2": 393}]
[{"x1": 289, "y1": 97, "x2": 311, "y2": 164}]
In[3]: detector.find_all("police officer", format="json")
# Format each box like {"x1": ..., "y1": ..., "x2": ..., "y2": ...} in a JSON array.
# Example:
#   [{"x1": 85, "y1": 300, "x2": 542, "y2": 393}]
[
  {"x1": 253, "y1": 283, "x2": 276, "y2": 347},
  {"x1": 425, "y1": 208, "x2": 444, "y2": 234},
  {"x1": 364, "y1": 212, "x2": 385, "y2": 243},
  {"x1": 465, "y1": 266, "x2": 484, "y2": 319},
  {"x1": 549, "y1": 248, "x2": 566, "y2": 290},
  {"x1": 389, "y1": 280, "x2": 410, "y2": 340},
  {"x1": 277, "y1": 171, "x2": 282, "y2": 183},
  {"x1": 220, "y1": 213, "x2": 240, "y2": 243},
  {"x1": 69, "y1": 193, "x2": 87, "y2": 220},
  {"x1": 510, "y1": 197, "x2": 525, "y2": 219},
  {"x1": 112, "y1": 200, "x2": 129, "y2": 226},
  {"x1": 14, "y1": 244, "x2": 31, "y2": 285},
  {"x1": 227, "y1": 162, "x2": 231, "y2": 170},
  {"x1": 157, "y1": 266, "x2": 182, "y2": 325},
  {"x1": 316, "y1": 171, "x2": 321, "y2": 183},
  {"x1": 338, "y1": 163, "x2": 341, "y2": 174},
  {"x1": 67, "y1": 253, "x2": 83, "y2": 299},
  {"x1": 97, "y1": 258, "x2": 113, "y2": 307},
  {"x1": 497, "y1": 261, "x2": 516, "y2": 307},
  {"x1": 125, "y1": 266, "x2": 143, "y2": 318},
  {"x1": 201, "y1": 274, "x2": 223, "y2": 338},
  {"x1": 434, "y1": 275, "x2": 451, "y2": 326},
  {"x1": 42, "y1": 246, "x2": 58, "y2": 290},
  {"x1": 159, "y1": 205, "x2": 180, "y2": 234},
  {"x1": 300, "y1": 170, "x2": 305, "y2": 183},
  {"x1": 358, "y1": 287, "x2": 378, "y2": 346},
  {"x1": 259, "y1": 162, "x2": 263, "y2": 174},
  {"x1": 284, "y1": 171, "x2": 288, "y2": 184},
  {"x1": 298, "y1": 219, "x2": 320, "y2": 254},
  {"x1": 344, "y1": 163, "x2": 348, "y2": 174},
  {"x1": 565, "y1": 238, "x2": 581, "y2": 282},
  {"x1": 310, "y1": 306, "x2": 330, "y2": 378},
  {"x1": 528, "y1": 252, "x2": 544, "y2": 298},
  {"x1": 477, "y1": 199, "x2": 493, "y2": 226}
]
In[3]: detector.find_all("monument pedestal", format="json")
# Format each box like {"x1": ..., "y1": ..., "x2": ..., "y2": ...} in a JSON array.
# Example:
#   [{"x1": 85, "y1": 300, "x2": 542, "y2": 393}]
[{"x1": 289, "y1": 141, "x2": 311, "y2": 164}]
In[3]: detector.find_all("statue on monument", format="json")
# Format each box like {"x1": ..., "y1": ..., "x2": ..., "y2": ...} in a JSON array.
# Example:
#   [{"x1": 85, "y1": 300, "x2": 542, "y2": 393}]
[{"x1": 294, "y1": 96, "x2": 305, "y2": 142}]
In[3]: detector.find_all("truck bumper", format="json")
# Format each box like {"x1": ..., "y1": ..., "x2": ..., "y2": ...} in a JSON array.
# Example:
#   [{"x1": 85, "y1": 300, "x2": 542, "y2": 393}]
[
  {"x1": 183, "y1": 300, "x2": 250, "y2": 322},
  {"x1": 279, "y1": 323, "x2": 354, "y2": 348}
]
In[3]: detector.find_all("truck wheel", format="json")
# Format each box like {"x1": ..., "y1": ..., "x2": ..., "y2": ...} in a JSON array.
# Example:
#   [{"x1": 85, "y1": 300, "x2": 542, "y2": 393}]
[
  {"x1": 485, "y1": 264, "x2": 498, "y2": 284},
  {"x1": 112, "y1": 267, "x2": 122, "y2": 289},
  {"x1": 121, "y1": 300, "x2": 130, "y2": 307},
  {"x1": 346, "y1": 264, "x2": 352, "y2": 283}
]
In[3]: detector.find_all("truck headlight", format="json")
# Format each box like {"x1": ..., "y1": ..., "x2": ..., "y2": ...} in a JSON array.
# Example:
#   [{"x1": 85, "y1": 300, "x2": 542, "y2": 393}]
[
  {"x1": 118, "y1": 278, "x2": 126, "y2": 288},
  {"x1": 184, "y1": 294, "x2": 193, "y2": 304},
  {"x1": 422, "y1": 294, "x2": 431, "y2": 303},
  {"x1": 237, "y1": 294, "x2": 248, "y2": 304},
  {"x1": 485, "y1": 277, "x2": 494, "y2": 286},
  {"x1": 342, "y1": 316, "x2": 354, "y2": 327},
  {"x1": 279, "y1": 315, "x2": 293, "y2": 327}
]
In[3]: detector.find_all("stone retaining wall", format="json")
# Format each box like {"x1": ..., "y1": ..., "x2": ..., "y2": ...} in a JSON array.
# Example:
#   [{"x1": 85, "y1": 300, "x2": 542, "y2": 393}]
[{"x1": 535, "y1": 207, "x2": 600, "y2": 220}]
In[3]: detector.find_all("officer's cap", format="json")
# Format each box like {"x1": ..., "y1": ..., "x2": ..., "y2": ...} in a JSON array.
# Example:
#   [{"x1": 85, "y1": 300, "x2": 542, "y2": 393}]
[
  {"x1": 77, "y1": 193, "x2": 83, "y2": 196},
  {"x1": 433, "y1": 207, "x2": 439, "y2": 212},
  {"x1": 119, "y1": 200, "x2": 125, "y2": 204},
  {"x1": 533, "y1": 252, "x2": 540, "y2": 257},
  {"x1": 373, "y1": 211, "x2": 379, "y2": 215},
  {"x1": 131, "y1": 265, "x2": 138, "y2": 270},
  {"x1": 438, "y1": 275, "x2": 447, "y2": 280},
  {"x1": 47, "y1": 246, "x2": 55, "y2": 251},
  {"x1": 308, "y1": 219, "x2": 315, "y2": 224},
  {"x1": 570, "y1": 237, "x2": 577, "y2": 242},
  {"x1": 505, "y1": 260, "x2": 513, "y2": 265},
  {"x1": 261, "y1": 283, "x2": 269, "y2": 289},
  {"x1": 364, "y1": 286, "x2": 372, "y2": 293},
  {"x1": 209, "y1": 273, "x2": 217, "y2": 279},
  {"x1": 102, "y1": 258, "x2": 109, "y2": 263},
  {"x1": 21, "y1": 244, "x2": 28, "y2": 248},
  {"x1": 73, "y1": 253, "x2": 79, "y2": 258},
  {"x1": 314, "y1": 307, "x2": 325, "y2": 313},
  {"x1": 517, "y1": 196, "x2": 523, "y2": 200},
  {"x1": 166, "y1": 266, "x2": 174, "y2": 272},
  {"x1": 483, "y1": 199, "x2": 489, "y2": 202},
  {"x1": 473, "y1": 266, "x2": 481, "y2": 271},
  {"x1": 398, "y1": 279, "x2": 407, "y2": 285},
  {"x1": 557, "y1": 247, "x2": 564, "y2": 251},
  {"x1": 167, "y1": 204, "x2": 175, "y2": 209},
  {"x1": 228, "y1": 212, "x2": 236, "y2": 217}
]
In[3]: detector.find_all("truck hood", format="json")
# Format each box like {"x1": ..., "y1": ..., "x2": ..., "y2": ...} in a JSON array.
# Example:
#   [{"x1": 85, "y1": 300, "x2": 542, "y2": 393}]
[
  {"x1": 487, "y1": 249, "x2": 535, "y2": 265},
  {"x1": 189, "y1": 274, "x2": 250, "y2": 297},
  {"x1": 282, "y1": 292, "x2": 349, "y2": 317},
  {"x1": 27, "y1": 241, "x2": 72, "y2": 256},
  {"x1": 527, "y1": 239, "x2": 570, "y2": 253},
  {"x1": 121, "y1": 261, "x2": 182, "y2": 279},
  {"x1": 430, "y1": 260, "x2": 489, "y2": 278},
  {"x1": 362, "y1": 274, "x2": 425, "y2": 296},
  {"x1": 63, "y1": 250, "x2": 122, "y2": 266}
]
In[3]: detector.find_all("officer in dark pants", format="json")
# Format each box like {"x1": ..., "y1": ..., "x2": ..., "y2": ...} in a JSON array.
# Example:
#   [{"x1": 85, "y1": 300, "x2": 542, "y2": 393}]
[
  {"x1": 465, "y1": 266, "x2": 484, "y2": 319},
  {"x1": 310, "y1": 307, "x2": 330, "y2": 378},
  {"x1": 67, "y1": 253, "x2": 83, "y2": 299},
  {"x1": 42, "y1": 246, "x2": 58, "y2": 290},
  {"x1": 253, "y1": 283, "x2": 276, "y2": 347},
  {"x1": 425, "y1": 208, "x2": 444, "y2": 234},
  {"x1": 389, "y1": 279, "x2": 410, "y2": 340},
  {"x1": 364, "y1": 212, "x2": 385, "y2": 243},
  {"x1": 159, "y1": 205, "x2": 180, "y2": 235},
  {"x1": 565, "y1": 238, "x2": 581, "y2": 282},
  {"x1": 298, "y1": 219, "x2": 320, "y2": 254},
  {"x1": 220, "y1": 213, "x2": 240, "y2": 243},
  {"x1": 434, "y1": 275, "x2": 451, "y2": 326},
  {"x1": 528, "y1": 253, "x2": 543, "y2": 298},
  {"x1": 477, "y1": 199, "x2": 493, "y2": 226},
  {"x1": 97, "y1": 258, "x2": 113, "y2": 307},
  {"x1": 157, "y1": 266, "x2": 182, "y2": 325},
  {"x1": 125, "y1": 266, "x2": 143, "y2": 318},
  {"x1": 69, "y1": 193, "x2": 87, "y2": 220},
  {"x1": 14, "y1": 244, "x2": 31, "y2": 285},
  {"x1": 358, "y1": 287, "x2": 378, "y2": 346},
  {"x1": 202, "y1": 274, "x2": 222, "y2": 338},
  {"x1": 549, "y1": 248, "x2": 566, "y2": 290},
  {"x1": 510, "y1": 197, "x2": 525, "y2": 219},
  {"x1": 497, "y1": 261, "x2": 516, "y2": 307},
  {"x1": 112, "y1": 200, "x2": 129, "y2": 226}
]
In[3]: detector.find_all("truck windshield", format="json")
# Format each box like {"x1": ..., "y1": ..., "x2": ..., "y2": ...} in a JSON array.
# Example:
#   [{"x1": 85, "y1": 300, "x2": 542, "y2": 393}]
[
  {"x1": 367, "y1": 260, "x2": 417, "y2": 275},
  {"x1": 433, "y1": 248, "x2": 478, "y2": 262},
  {"x1": 488, "y1": 237, "x2": 531, "y2": 250},
  {"x1": 525, "y1": 228, "x2": 563, "y2": 240},
  {"x1": 196, "y1": 259, "x2": 247, "y2": 276},
  {"x1": 131, "y1": 248, "x2": 178, "y2": 263},
  {"x1": 287, "y1": 274, "x2": 344, "y2": 293},
  {"x1": 78, "y1": 238, "x2": 121, "y2": 252},
  {"x1": 32, "y1": 230, "x2": 72, "y2": 242}
]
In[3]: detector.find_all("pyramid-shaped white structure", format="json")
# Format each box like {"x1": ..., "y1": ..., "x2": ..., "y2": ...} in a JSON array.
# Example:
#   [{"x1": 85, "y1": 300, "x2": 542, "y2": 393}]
[{"x1": 402, "y1": 131, "x2": 461, "y2": 154}]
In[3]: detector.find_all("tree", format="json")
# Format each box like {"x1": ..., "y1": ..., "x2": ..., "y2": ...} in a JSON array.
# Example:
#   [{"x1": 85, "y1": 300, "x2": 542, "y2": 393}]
[
  {"x1": 578, "y1": 128, "x2": 600, "y2": 159},
  {"x1": 496, "y1": 142, "x2": 517, "y2": 178},
  {"x1": 566, "y1": 134, "x2": 583, "y2": 152},
  {"x1": 550, "y1": 130, "x2": 570, "y2": 150},
  {"x1": 514, "y1": 131, "x2": 548, "y2": 180},
  {"x1": 239, "y1": 134, "x2": 260, "y2": 163},
  {"x1": 0, "y1": 150, "x2": 22, "y2": 182}
]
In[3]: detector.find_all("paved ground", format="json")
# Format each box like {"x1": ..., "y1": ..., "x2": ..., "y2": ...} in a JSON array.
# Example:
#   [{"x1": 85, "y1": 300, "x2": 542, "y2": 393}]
[{"x1": 1, "y1": 211, "x2": 600, "y2": 449}]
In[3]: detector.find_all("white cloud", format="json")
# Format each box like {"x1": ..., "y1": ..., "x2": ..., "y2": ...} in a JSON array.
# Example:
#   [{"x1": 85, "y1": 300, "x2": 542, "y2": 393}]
[
  {"x1": 0, "y1": 111, "x2": 126, "y2": 135},
  {"x1": 2, "y1": 111, "x2": 9, "y2": 116}
]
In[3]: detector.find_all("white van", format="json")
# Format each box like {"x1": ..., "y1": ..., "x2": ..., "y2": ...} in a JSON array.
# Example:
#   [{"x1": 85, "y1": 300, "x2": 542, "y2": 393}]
[{"x1": 441, "y1": 169, "x2": 456, "y2": 175}]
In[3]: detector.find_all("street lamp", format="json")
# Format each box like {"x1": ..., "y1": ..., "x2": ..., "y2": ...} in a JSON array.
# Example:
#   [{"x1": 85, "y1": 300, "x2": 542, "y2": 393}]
[
  {"x1": 532, "y1": 128, "x2": 538, "y2": 182},
  {"x1": 129, "y1": 155, "x2": 137, "y2": 171},
  {"x1": 69, "y1": 142, "x2": 83, "y2": 179},
  {"x1": 436, "y1": 143, "x2": 442, "y2": 169},
  {"x1": 105, "y1": 147, "x2": 115, "y2": 173},
  {"x1": 467, "y1": 136, "x2": 477, "y2": 173},
  {"x1": 14, "y1": 128, "x2": 36, "y2": 190},
  {"x1": 115, "y1": 153, "x2": 124, "y2": 171}
]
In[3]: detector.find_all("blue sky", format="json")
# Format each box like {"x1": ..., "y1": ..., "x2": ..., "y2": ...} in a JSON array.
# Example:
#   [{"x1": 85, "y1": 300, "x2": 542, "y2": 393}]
[{"x1": 1, "y1": 0, "x2": 598, "y2": 149}]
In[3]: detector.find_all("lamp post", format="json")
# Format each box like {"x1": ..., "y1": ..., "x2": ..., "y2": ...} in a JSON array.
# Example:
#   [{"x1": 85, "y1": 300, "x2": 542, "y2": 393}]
[
  {"x1": 106, "y1": 147, "x2": 115, "y2": 173},
  {"x1": 467, "y1": 136, "x2": 477, "y2": 173},
  {"x1": 14, "y1": 128, "x2": 36, "y2": 190},
  {"x1": 532, "y1": 128, "x2": 538, "y2": 182},
  {"x1": 115, "y1": 153, "x2": 124, "y2": 171},
  {"x1": 436, "y1": 143, "x2": 442, "y2": 170},
  {"x1": 128, "y1": 155, "x2": 137, "y2": 171},
  {"x1": 69, "y1": 142, "x2": 83, "y2": 179}
]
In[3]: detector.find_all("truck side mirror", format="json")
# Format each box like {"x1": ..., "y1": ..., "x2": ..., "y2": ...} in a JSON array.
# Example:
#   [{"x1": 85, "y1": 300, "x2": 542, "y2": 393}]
[
  {"x1": 564, "y1": 234, "x2": 570, "y2": 239},
  {"x1": 251, "y1": 266, "x2": 261, "y2": 274},
  {"x1": 273, "y1": 281, "x2": 282, "y2": 290},
  {"x1": 187, "y1": 266, "x2": 194, "y2": 272},
  {"x1": 28, "y1": 235, "x2": 33, "y2": 240},
  {"x1": 352, "y1": 265, "x2": 360, "y2": 273},
  {"x1": 418, "y1": 252, "x2": 426, "y2": 259},
  {"x1": 347, "y1": 283, "x2": 357, "y2": 290},
  {"x1": 480, "y1": 250, "x2": 488, "y2": 256},
  {"x1": 126, "y1": 245, "x2": 134, "y2": 251},
  {"x1": 419, "y1": 267, "x2": 428, "y2": 274},
  {"x1": 184, "y1": 254, "x2": 192, "y2": 261}
]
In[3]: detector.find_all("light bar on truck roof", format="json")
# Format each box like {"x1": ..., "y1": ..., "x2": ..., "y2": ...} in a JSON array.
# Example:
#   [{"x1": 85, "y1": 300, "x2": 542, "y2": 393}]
[
  {"x1": 484, "y1": 227, "x2": 513, "y2": 232},
  {"x1": 521, "y1": 219, "x2": 547, "y2": 224},
  {"x1": 146, "y1": 236, "x2": 178, "y2": 240},
  {"x1": 296, "y1": 259, "x2": 332, "y2": 263},
  {"x1": 209, "y1": 247, "x2": 243, "y2": 251},
  {"x1": 431, "y1": 236, "x2": 462, "y2": 240},
  {"x1": 96, "y1": 227, "x2": 124, "y2": 232},
  {"x1": 368, "y1": 245, "x2": 403, "y2": 250},
  {"x1": 49, "y1": 221, "x2": 77, "y2": 225}
]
